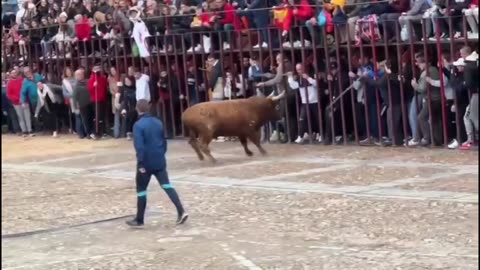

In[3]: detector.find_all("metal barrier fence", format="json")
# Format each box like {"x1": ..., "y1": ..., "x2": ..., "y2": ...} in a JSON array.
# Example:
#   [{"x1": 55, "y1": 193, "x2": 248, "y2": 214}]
[{"x1": 3, "y1": 16, "x2": 478, "y2": 147}]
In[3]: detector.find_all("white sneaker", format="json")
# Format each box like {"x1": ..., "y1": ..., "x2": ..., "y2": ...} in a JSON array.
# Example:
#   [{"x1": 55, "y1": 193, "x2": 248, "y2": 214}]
[
  {"x1": 407, "y1": 138, "x2": 419, "y2": 146},
  {"x1": 279, "y1": 132, "x2": 286, "y2": 142},
  {"x1": 302, "y1": 132, "x2": 310, "y2": 141},
  {"x1": 253, "y1": 42, "x2": 268, "y2": 49},
  {"x1": 65, "y1": 52, "x2": 72, "y2": 58},
  {"x1": 282, "y1": 42, "x2": 292, "y2": 48},
  {"x1": 448, "y1": 139, "x2": 459, "y2": 149},
  {"x1": 215, "y1": 136, "x2": 226, "y2": 142},
  {"x1": 270, "y1": 131, "x2": 279, "y2": 142},
  {"x1": 186, "y1": 47, "x2": 194, "y2": 53},
  {"x1": 294, "y1": 136, "x2": 304, "y2": 144},
  {"x1": 303, "y1": 40, "x2": 312, "y2": 47},
  {"x1": 52, "y1": 131, "x2": 58, "y2": 137},
  {"x1": 467, "y1": 32, "x2": 478, "y2": 39},
  {"x1": 293, "y1": 41, "x2": 302, "y2": 48},
  {"x1": 335, "y1": 135, "x2": 343, "y2": 144},
  {"x1": 223, "y1": 43, "x2": 230, "y2": 50},
  {"x1": 316, "y1": 134, "x2": 323, "y2": 143}
]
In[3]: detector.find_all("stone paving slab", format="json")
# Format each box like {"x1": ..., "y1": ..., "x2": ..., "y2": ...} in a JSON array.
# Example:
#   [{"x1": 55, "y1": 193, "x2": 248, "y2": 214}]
[
  {"x1": 399, "y1": 174, "x2": 479, "y2": 193},
  {"x1": 289, "y1": 165, "x2": 449, "y2": 186}
]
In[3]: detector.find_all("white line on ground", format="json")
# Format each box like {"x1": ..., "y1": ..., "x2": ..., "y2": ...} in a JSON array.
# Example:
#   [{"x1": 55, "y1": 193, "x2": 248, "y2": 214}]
[
  {"x1": 25, "y1": 153, "x2": 100, "y2": 165},
  {"x1": 219, "y1": 243, "x2": 262, "y2": 270}
]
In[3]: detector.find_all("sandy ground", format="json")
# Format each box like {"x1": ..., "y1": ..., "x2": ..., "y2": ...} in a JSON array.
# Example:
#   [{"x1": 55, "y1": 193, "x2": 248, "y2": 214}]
[{"x1": 1, "y1": 134, "x2": 478, "y2": 269}]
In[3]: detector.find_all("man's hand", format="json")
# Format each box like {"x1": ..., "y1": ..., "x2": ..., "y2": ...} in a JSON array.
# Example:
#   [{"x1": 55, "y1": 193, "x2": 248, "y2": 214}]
[
  {"x1": 138, "y1": 167, "x2": 146, "y2": 173},
  {"x1": 348, "y1": 71, "x2": 356, "y2": 78},
  {"x1": 293, "y1": 8, "x2": 298, "y2": 15},
  {"x1": 121, "y1": 109, "x2": 127, "y2": 115},
  {"x1": 451, "y1": 104, "x2": 456, "y2": 112},
  {"x1": 256, "y1": 82, "x2": 264, "y2": 87},
  {"x1": 411, "y1": 78, "x2": 418, "y2": 87},
  {"x1": 94, "y1": 81, "x2": 98, "y2": 87},
  {"x1": 309, "y1": 18, "x2": 317, "y2": 25},
  {"x1": 384, "y1": 66, "x2": 392, "y2": 74},
  {"x1": 426, "y1": 77, "x2": 432, "y2": 84},
  {"x1": 301, "y1": 73, "x2": 309, "y2": 79},
  {"x1": 327, "y1": 74, "x2": 333, "y2": 81},
  {"x1": 179, "y1": 94, "x2": 185, "y2": 99}
]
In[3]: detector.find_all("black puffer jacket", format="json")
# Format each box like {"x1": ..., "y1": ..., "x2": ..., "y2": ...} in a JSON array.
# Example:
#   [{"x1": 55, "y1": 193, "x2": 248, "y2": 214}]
[{"x1": 464, "y1": 60, "x2": 478, "y2": 94}]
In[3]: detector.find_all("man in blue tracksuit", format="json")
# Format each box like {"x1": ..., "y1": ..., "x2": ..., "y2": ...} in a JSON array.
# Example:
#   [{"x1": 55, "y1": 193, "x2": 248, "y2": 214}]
[{"x1": 126, "y1": 99, "x2": 188, "y2": 227}]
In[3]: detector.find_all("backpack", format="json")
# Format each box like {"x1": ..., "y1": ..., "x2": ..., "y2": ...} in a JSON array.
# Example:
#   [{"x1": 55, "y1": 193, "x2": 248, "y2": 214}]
[{"x1": 354, "y1": 14, "x2": 380, "y2": 45}]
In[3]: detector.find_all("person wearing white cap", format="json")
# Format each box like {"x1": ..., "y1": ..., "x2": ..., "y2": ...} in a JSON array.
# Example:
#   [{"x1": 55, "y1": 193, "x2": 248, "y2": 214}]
[
  {"x1": 54, "y1": 12, "x2": 74, "y2": 58},
  {"x1": 459, "y1": 51, "x2": 479, "y2": 150}
]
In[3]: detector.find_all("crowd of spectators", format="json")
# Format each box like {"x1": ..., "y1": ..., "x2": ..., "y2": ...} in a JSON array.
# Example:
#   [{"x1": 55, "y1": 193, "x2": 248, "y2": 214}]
[
  {"x1": 0, "y1": 0, "x2": 479, "y2": 150},
  {"x1": 1, "y1": 45, "x2": 479, "y2": 150},
  {"x1": 1, "y1": 0, "x2": 479, "y2": 60}
]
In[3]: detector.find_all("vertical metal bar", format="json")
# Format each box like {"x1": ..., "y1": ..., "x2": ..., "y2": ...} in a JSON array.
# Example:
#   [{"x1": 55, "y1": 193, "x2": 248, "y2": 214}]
[
  {"x1": 299, "y1": 28, "x2": 313, "y2": 144},
  {"x1": 181, "y1": 37, "x2": 191, "y2": 108},
  {"x1": 291, "y1": 27, "x2": 301, "y2": 140},
  {"x1": 278, "y1": 29, "x2": 291, "y2": 143},
  {"x1": 358, "y1": 36, "x2": 371, "y2": 141},
  {"x1": 382, "y1": 23, "x2": 396, "y2": 145},
  {"x1": 173, "y1": 34, "x2": 186, "y2": 137},
  {"x1": 154, "y1": 35, "x2": 168, "y2": 136},
  {"x1": 421, "y1": 20, "x2": 435, "y2": 147},
  {"x1": 394, "y1": 23, "x2": 410, "y2": 143},
  {"x1": 345, "y1": 22, "x2": 359, "y2": 144},
  {"x1": 311, "y1": 24, "x2": 325, "y2": 142},
  {"x1": 164, "y1": 53, "x2": 177, "y2": 137},
  {"x1": 369, "y1": 22, "x2": 384, "y2": 143},
  {"x1": 447, "y1": 14, "x2": 461, "y2": 144},
  {"x1": 434, "y1": 18, "x2": 448, "y2": 147},
  {"x1": 334, "y1": 25, "x2": 348, "y2": 145},
  {"x1": 321, "y1": 26, "x2": 335, "y2": 143}
]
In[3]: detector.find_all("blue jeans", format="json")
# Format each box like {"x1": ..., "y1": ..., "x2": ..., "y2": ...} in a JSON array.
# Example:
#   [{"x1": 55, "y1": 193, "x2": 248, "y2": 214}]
[
  {"x1": 75, "y1": 114, "x2": 87, "y2": 138},
  {"x1": 408, "y1": 96, "x2": 419, "y2": 140}
]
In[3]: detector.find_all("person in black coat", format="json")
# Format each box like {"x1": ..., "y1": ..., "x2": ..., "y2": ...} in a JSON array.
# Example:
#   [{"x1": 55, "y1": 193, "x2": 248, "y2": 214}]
[{"x1": 120, "y1": 75, "x2": 137, "y2": 140}]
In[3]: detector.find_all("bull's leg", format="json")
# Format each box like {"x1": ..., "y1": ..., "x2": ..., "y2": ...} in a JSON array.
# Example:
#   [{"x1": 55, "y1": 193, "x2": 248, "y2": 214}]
[
  {"x1": 239, "y1": 136, "x2": 253, "y2": 157},
  {"x1": 188, "y1": 133, "x2": 204, "y2": 161},
  {"x1": 199, "y1": 135, "x2": 216, "y2": 163},
  {"x1": 248, "y1": 131, "x2": 267, "y2": 155}
]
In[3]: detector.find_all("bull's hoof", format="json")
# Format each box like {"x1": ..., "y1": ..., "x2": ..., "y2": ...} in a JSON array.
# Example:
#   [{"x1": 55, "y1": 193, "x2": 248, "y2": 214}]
[
  {"x1": 245, "y1": 151, "x2": 254, "y2": 157},
  {"x1": 197, "y1": 155, "x2": 205, "y2": 161}
]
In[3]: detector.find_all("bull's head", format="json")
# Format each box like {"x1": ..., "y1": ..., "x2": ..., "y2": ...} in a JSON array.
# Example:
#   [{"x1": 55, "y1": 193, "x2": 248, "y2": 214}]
[{"x1": 266, "y1": 90, "x2": 286, "y2": 121}]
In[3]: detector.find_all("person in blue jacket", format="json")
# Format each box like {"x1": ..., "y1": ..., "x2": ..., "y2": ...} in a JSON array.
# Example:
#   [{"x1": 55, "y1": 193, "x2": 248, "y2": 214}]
[{"x1": 126, "y1": 99, "x2": 188, "y2": 227}]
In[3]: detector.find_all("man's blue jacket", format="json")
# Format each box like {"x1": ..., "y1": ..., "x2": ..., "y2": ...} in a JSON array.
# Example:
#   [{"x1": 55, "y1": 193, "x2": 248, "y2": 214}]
[{"x1": 133, "y1": 113, "x2": 167, "y2": 171}]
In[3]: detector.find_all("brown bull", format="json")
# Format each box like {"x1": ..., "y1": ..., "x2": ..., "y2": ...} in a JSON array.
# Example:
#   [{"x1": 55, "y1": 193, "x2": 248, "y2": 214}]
[{"x1": 182, "y1": 92, "x2": 286, "y2": 162}]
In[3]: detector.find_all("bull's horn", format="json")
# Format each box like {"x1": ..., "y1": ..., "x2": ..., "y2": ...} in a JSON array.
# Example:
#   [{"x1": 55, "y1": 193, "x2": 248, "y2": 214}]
[
  {"x1": 268, "y1": 91, "x2": 275, "y2": 97},
  {"x1": 272, "y1": 90, "x2": 286, "y2": 101}
]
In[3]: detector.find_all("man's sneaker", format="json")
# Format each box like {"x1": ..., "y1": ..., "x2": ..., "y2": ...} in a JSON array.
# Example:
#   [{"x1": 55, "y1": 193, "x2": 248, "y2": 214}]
[
  {"x1": 459, "y1": 141, "x2": 474, "y2": 150},
  {"x1": 282, "y1": 41, "x2": 292, "y2": 48},
  {"x1": 89, "y1": 134, "x2": 97, "y2": 140},
  {"x1": 52, "y1": 131, "x2": 58, "y2": 137},
  {"x1": 360, "y1": 137, "x2": 373, "y2": 145},
  {"x1": 28, "y1": 133, "x2": 36, "y2": 137},
  {"x1": 407, "y1": 138, "x2": 420, "y2": 147},
  {"x1": 176, "y1": 213, "x2": 189, "y2": 225},
  {"x1": 270, "y1": 131, "x2": 279, "y2": 142},
  {"x1": 448, "y1": 139, "x2": 459, "y2": 149},
  {"x1": 126, "y1": 219, "x2": 144, "y2": 227},
  {"x1": 420, "y1": 138, "x2": 430, "y2": 146},
  {"x1": 126, "y1": 132, "x2": 133, "y2": 140},
  {"x1": 223, "y1": 42, "x2": 230, "y2": 50},
  {"x1": 294, "y1": 136, "x2": 304, "y2": 144}
]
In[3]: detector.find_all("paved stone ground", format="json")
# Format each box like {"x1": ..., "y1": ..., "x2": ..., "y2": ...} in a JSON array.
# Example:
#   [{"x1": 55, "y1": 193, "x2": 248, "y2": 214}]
[{"x1": 1, "y1": 135, "x2": 478, "y2": 270}]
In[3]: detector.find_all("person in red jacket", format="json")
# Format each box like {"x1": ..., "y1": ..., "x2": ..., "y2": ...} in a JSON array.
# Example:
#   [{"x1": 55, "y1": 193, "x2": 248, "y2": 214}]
[
  {"x1": 282, "y1": 0, "x2": 314, "y2": 48},
  {"x1": 212, "y1": 0, "x2": 242, "y2": 50},
  {"x1": 74, "y1": 14, "x2": 92, "y2": 56},
  {"x1": 87, "y1": 65, "x2": 108, "y2": 138},
  {"x1": 6, "y1": 69, "x2": 32, "y2": 136}
]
